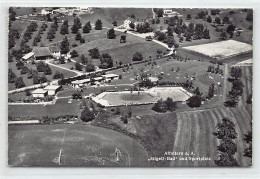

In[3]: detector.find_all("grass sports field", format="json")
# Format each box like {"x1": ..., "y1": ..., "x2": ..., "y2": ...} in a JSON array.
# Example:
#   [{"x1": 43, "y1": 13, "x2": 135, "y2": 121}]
[{"x1": 8, "y1": 124, "x2": 149, "y2": 167}]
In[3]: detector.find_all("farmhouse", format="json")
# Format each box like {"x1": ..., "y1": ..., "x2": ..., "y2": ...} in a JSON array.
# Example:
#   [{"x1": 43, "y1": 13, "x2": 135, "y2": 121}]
[
  {"x1": 123, "y1": 18, "x2": 146, "y2": 30},
  {"x1": 31, "y1": 88, "x2": 48, "y2": 98},
  {"x1": 102, "y1": 74, "x2": 119, "y2": 82},
  {"x1": 41, "y1": 8, "x2": 53, "y2": 15},
  {"x1": 49, "y1": 46, "x2": 61, "y2": 58},
  {"x1": 22, "y1": 52, "x2": 35, "y2": 62},
  {"x1": 43, "y1": 85, "x2": 61, "y2": 95},
  {"x1": 33, "y1": 47, "x2": 53, "y2": 60}
]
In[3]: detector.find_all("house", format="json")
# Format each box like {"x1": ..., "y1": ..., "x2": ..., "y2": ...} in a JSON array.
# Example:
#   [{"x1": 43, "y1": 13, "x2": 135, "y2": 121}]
[
  {"x1": 102, "y1": 74, "x2": 119, "y2": 82},
  {"x1": 31, "y1": 88, "x2": 48, "y2": 98},
  {"x1": 33, "y1": 47, "x2": 53, "y2": 60},
  {"x1": 123, "y1": 18, "x2": 134, "y2": 29},
  {"x1": 94, "y1": 77, "x2": 104, "y2": 83},
  {"x1": 41, "y1": 8, "x2": 53, "y2": 16},
  {"x1": 49, "y1": 46, "x2": 61, "y2": 58},
  {"x1": 163, "y1": 9, "x2": 182, "y2": 17},
  {"x1": 43, "y1": 85, "x2": 61, "y2": 95},
  {"x1": 22, "y1": 52, "x2": 35, "y2": 62}
]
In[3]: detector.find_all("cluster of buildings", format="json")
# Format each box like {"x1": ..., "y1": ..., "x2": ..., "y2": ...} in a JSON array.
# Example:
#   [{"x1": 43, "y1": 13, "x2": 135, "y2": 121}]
[
  {"x1": 31, "y1": 85, "x2": 61, "y2": 98},
  {"x1": 40, "y1": 7, "x2": 93, "y2": 16},
  {"x1": 163, "y1": 9, "x2": 183, "y2": 17},
  {"x1": 71, "y1": 74, "x2": 119, "y2": 88},
  {"x1": 123, "y1": 18, "x2": 148, "y2": 30},
  {"x1": 22, "y1": 46, "x2": 67, "y2": 62}
]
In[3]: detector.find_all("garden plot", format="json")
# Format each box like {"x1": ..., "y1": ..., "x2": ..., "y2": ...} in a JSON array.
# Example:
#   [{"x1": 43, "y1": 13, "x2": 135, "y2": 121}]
[
  {"x1": 92, "y1": 87, "x2": 192, "y2": 107},
  {"x1": 182, "y1": 40, "x2": 253, "y2": 59}
]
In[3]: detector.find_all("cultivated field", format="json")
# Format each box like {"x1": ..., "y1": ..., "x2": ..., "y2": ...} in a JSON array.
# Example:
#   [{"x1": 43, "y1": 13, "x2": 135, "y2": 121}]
[
  {"x1": 171, "y1": 106, "x2": 251, "y2": 167},
  {"x1": 8, "y1": 124, "x2": 149, "y2": 167},
  {"x1": 182, "y1": 40, "x2": 253, "y2": 59}
]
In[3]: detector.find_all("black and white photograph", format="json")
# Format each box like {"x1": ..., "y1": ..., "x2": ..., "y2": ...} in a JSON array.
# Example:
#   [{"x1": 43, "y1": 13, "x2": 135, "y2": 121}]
[{"x1": 7, "y1": 6, "x2": 253, "y2": 168}]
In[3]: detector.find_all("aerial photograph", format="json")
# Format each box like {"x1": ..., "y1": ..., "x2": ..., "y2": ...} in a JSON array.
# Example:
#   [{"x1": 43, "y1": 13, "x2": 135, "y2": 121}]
[{"x1": 8, "y1": 7, "x2": 253, "y2": 167}]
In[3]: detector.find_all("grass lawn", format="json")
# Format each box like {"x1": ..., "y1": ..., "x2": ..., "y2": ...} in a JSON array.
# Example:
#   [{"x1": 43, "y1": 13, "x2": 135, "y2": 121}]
[
  {"x1": 93, "y1": 110, "x2": 178, "y2": 167},
  {"x1": 8, "y1": 98, "x2": 80, "y2": 117},
  {"x1": 79, "y1": 8, "x2": 153, "y2": 27}
]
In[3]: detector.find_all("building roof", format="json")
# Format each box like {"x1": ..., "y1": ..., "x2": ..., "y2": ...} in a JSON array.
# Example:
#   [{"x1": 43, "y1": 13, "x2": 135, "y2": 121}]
[
  {"x1": 49, "y1": 46, "x2": 60, "y2": 53},
  {"x1": 22, "y1": 52, "x2": 35, "y2": 60},
  {"x1": 33, "y1": 47, "x2": 52, "y2": 57},
  {"x1": 102, "y1": 74, "x2": 119, "y2": 78},
  {"x1": 44, "y1": 85, "x2": 61, "y2": 91},
  {"x1": 32, "y1": 88, "x2": 47, "y2": 94},
  {"x1": 94, "y1": 77, "x2": 103, "y2": 81},
  {"x1": 148, "y1": 77, "x2": 159, "y2": 82},
  {"x1": 71, "y1": 78, "x2": 91, "y2": 85}
]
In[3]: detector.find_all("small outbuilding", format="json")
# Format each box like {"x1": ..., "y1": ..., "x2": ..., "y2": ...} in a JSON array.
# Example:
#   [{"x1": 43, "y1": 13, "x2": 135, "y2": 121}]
[
  {"x1": 31, "y1": 88, "x2": 48, "y2": 98},
  {"x1": 102, "y1": 74, "x2": 119, "y2": 82},
  {"x1": 44, "y1": 85, "x2": 61, "y2": 95},
  {"x1": 22, "y1": 52, "x2": 35, "y2": 62}
]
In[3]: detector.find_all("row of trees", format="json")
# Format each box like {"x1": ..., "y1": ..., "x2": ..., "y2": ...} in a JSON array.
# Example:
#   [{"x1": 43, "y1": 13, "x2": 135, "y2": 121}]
[
  {"x1": 225, "y1": 67, "x2": 243, "y2": 107},
  {"x1": 152, "y1": 97, "x2": 177, "y2": 113}
]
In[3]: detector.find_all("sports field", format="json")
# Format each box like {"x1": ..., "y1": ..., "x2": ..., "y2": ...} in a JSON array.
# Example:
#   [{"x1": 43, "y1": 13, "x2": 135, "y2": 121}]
[
  {"x1": 182, "y1": 40, "x2": 253, "y2": 59},
  {"x1": 8, "y1": 124, "x2": 149, "y2": 167},
  {"x1": 92, "y1": 87, "x2": 192, "y2": 107}
]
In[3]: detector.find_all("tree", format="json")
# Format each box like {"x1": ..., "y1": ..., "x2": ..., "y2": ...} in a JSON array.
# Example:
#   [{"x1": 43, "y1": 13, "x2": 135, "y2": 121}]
[
  {"x1": 157, "y1": 8, "x2": 164, "y2": 17},
  {"x1": 83, "y1": 23, "x2": 90, "y2": 33},
  {"x1": 112, "y1": 20, "x2": 117, "y2": 26},
  {"x1": 246, "y1": 94, "x2": 252, "y2": 104},
  {"x1": 226, "y1": 24, "x2": 236, "y2": 34},
  {"x1": 194, "y1": 87, "x2": 201, "y2": 96},
  {"x1": 132, "y1": 52, "x2": 143, "y2": 61},
  {"x1": 157, "y1": 32, "x2": 166, "y2": 41},
  {"x1": 230, "y1": 67, "x2": 242, "y2": 80},
  {"x1": 120, "y1": 34, "x2": 126, "y2": 43},
  {"x1": 246, "y1": 11, "x2": 253, "y2": 21},
  {"x1": 44, "y1": 64, "x2": 52, "y2": 75},
  {"x1": 207, "y1": 15, "x2": 212, "y2": 23},
  {"x1": 25, "y1": 89, "x2": 31, "y2": 96},
  {"x1": 95, "y1": 19, "x2": 102, "y2": 30},
  {"x1": 75, "y1": 62, "x2": 83, "y2": 71},
  {"x1": 220, "y1": 32, "x2": 227, "y2": 40},
  {"x1": 243, "y1": 130, "x2": 252, "y2": 159},
  {"x1": 8, "y1": 69, "x2": 17, "y2": 83},
  {"x1": 60, "y1": 24, "x2": 69, "y2": 35},
  {"x1": 86, "y1": 63, "x2": 95, "y2": 72},
  {"x1": 9, "y1": 7, "x2": 16, "y2": 21},
  {"x1": 217, "y1": 138, "x2": 237, "y2": 155},
  {"x1": 186, "y1": 14, "x2": 191, "y2": 19},
  {"x1": 20, "y1": 66, "x2": 29, "y2": 74},
  {"x1": 187, "y1": 95, "x2": 202, "y2": 108},
  {"x1": 53, "y1": 71, "x2": 64, "y2": 79},
  {"x1": 88, "y1": 48, "x2": 100, "y2": 59},
  {"x1": 167, "y1": 26, "x2": 173, "y2": 36},
  {"x1": 165, "y1": 97, "x2": 177, "y2": 111},
  {"x1": 129, "y1": 22, "x2": 135, "y2": 29},
  {"x1": 213, "y1": 118, "x2": 237, "y2": 140},
  {"x1": 208, "y1": 83, "x2": 215, "y2": 98},
  {"x1": 215, "y1": 153, "x2": 239, "y2": 167},
  {"x1": 80, "y1": 54, "x2": 88, "y2": 65},
  {"x1": 81, "y1": 106, "x2": 95, "y2": 122},
  {"x1": 75, "y1": 32, "x2": 82, "y2": 40},
  {"x1": 15, "y1": 77, "x2": 25, "y2": 88},
  {"x1": 99, "y1": 53, "x2": 113, "y2": 69},
  {"x1": 215, "y1": 17, "x2": 222, "y2": 24},
  {"x1": 70, "y1": 50, "x2": 78, "y2": 58},
  {"x1": 223, "y1": 16, "x2": 230, "y2": 24},
  {"x1": 152, "y1": 99, "x2": 168, "y2": 113},
  {"x1": 107, "y1": 28, "x2": 116, "y2": 39},
  {"x1": 60, "y1": 36, "x2": 70, "y2": 54},
  {"x1": 16, "y1": 60, "x2": 24, "y2": 70},
  {"x1": 71, "y1": 24, "x2": 78, "y2": 34}
]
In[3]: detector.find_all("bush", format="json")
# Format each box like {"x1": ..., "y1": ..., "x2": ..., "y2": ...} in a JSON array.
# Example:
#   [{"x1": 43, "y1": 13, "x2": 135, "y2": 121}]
[
  {"x1": 187, "y1": 95, "x2": 202, "y2": 108},
  {"x1": 81, "y1": 107, "x2": 95, "y2": 122}
]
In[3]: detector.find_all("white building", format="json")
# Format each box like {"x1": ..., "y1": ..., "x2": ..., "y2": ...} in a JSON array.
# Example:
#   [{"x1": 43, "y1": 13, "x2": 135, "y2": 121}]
[
  {"x1": 163, "y1": 9, "x2": 182, "y2": 17},
  {"x1": 123, "y1": 19, "x2": 133, "y2": 29},
  {"x1": 148, "y1": 77, "x2": 159, "y2": 84},
  {"x1": 22, "y1": 52, "x2": 35, "y2": 62},
  {"x1": 41, "y1": 8, "x2": 53, "y2": 16},
  {"x1": 71, "y1": 79, "x2": 91, "y2": 88},
  {"x1": 44, "y1": 85, "x2": 61, "y2": 95},
  {"x1": 102, "y1": 74, "x2": 119, "y2": 82},
  {"x1": 31, "y1": 88, "x2": 48, "y2": 98}
]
